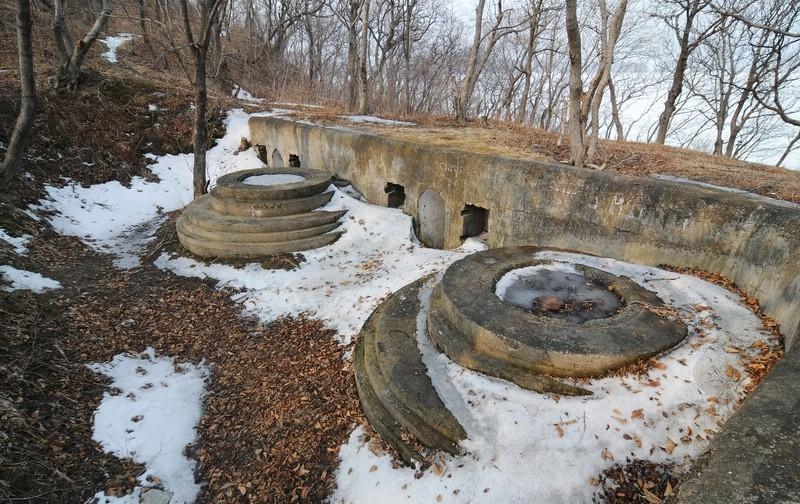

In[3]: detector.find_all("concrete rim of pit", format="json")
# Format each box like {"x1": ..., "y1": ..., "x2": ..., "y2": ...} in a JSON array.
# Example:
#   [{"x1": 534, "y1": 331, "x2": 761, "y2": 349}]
[
  {"x1": 431, "y1": 246, "x2": 688, "y2": 378},
  {"x1": 214, "y1": 167, "x2": 333, "y2": 201}
]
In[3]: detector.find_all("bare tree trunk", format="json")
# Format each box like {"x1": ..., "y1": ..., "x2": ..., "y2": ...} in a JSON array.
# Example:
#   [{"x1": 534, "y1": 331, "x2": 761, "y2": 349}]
[
  {"x1": 138, "y1": 0, "x2": 155, "y2": 60},
  {"x1": 565, "y1": 0, "x2": 585, "y2": 167},
  {"x1": 608, "y1": 77, "x2": 624, "y2": 140},
  {"x1": 179, "y1": 0, "x2": 228, "y2": 199},
  {"x1": 402, "y1": 0, "x2": 412, "y2": 114},
  {"x1": 53, "y1": 0, "x2": 112, "y2": 89},
  {"x1": 347, "y1": 0, "x2": 359, "y2": 109},
  {"x1": 517, "y1": 1, "x2": 542, "y2": 124},
  {"x1": 357, "y1": 0, "x2": 370, "y2": 114},
  {"x1": 654, "y1": 0, "x2": 717, "y2": 144},
  {"x1": 2, "y1": 0, "x2": 36, "y2": 188},
  {"x1": 192, "y1": 56, "x2": 209, "y2": 198},
  {"x1": 776, "y1": 129, "x2": 800, "y2": 167},
  {"x1": 586, "y1": 0, "x2": 627, "y2": 160},
  {"x1": 456, "y1": 0, "x2": 487, "y2": 124}
]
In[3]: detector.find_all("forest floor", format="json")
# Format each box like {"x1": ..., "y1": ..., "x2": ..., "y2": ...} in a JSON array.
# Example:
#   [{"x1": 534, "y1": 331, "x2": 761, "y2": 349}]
[{"x1": 0, "y1": 29, "x2": 796, "y2": 504}]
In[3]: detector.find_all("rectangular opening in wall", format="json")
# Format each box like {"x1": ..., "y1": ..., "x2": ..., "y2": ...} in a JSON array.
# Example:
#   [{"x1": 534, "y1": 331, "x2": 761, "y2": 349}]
[
  {"x1": 460, "y1": 204, "x2": 489, "y2": 240},
  {"x1": 384, "y1": 182, "x2": 406, "y2": 208}
]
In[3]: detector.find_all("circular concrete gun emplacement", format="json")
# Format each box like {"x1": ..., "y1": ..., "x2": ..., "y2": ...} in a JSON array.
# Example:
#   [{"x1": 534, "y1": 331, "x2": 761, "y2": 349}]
[
  {"x1": 354, "y1": 246, "x2": 687, "y2": 462},
  {"x1": 177, "y1": 168, "x2": 346, "y2": 258},
  {"x1": 428, "y1": 247, "x2": 687, "y2": 396}
]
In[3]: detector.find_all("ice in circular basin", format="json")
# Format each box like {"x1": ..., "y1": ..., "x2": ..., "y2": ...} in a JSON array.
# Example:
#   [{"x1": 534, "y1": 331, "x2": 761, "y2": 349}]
[
  {"x1": 496, "y1": 263, "x2": 622, "y2": 323},
  {"x1": 243, "y1": 173, "x2": 305, "y2": 185}
]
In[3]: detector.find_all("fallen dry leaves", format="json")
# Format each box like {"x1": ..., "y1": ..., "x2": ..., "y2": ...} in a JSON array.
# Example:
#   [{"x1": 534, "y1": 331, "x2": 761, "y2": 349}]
[
  {"x1": 2, "y1": 208, "x2": 363, "y2": 504},
  {"x1": 594, "y1": 459, "x2": 679, "y2": 504}
]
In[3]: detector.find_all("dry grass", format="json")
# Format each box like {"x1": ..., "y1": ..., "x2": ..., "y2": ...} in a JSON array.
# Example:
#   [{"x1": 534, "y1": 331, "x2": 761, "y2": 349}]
[{"x1": 290, "y1": 111, "x2": 800, "y2": 205}]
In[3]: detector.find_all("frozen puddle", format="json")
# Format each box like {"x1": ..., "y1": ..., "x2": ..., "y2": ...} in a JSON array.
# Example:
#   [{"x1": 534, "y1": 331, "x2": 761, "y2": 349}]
[
  {"x1": 89, "y1": 348, "x2": 208, "y2": 504},
  {"x1": 243, "y1": 173, "x2": 305, "y2": 185}
]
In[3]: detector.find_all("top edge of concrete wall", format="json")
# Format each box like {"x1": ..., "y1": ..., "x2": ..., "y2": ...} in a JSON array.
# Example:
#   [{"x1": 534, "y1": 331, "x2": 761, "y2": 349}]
[{"x1": 248, "y1": 115, "x2": 800, "y2": 349}]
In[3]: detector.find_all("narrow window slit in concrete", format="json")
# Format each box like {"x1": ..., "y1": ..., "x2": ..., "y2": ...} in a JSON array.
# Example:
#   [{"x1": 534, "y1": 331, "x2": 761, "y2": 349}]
[
  {"x1": 385, "y1": 183, "x2": 406, "y2": 208},
  {"x1": 460, "y1": 204, "x2": 488, "y2": 240}
]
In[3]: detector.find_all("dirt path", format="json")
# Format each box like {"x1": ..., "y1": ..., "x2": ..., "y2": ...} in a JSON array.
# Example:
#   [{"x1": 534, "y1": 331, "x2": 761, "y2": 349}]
[{"x1": 1, "y1": 220, "x2": 363, "y2": 503}]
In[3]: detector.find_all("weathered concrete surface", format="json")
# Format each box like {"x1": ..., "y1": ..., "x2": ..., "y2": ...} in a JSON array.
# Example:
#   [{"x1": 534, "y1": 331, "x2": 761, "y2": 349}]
[
  {"x1": 354, "y1": 277, "x2": 466, "y2": 463},
  {"x1": 428, "y1": 247, "x2": 686, "y2": 394},
  {"x1": 249, "y1": 116, "x2": 800, "y2": 350},
  {"x1": 176, "y1": 168, "x2": 344, "y2": 258},
  {"x1": 674, "y1": 344, "x2": 800, "y2": 503}
]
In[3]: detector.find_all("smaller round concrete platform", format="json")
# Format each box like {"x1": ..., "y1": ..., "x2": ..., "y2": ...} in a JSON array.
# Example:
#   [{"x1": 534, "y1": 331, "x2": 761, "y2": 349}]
[{"x1": 177, "y1": 168, "x2": 345, "y2": 259}]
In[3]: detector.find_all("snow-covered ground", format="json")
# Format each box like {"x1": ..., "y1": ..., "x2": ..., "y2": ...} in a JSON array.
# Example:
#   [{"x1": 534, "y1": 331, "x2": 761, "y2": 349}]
[
  {"x1": 28, "y1": 108, "x2": 780, "y2": 503},
  {"x1": 89, "y1": 349, "x2": 208, "y2": 504},
  {"x1": 0, "y1": 228, "x2": 31, "y2": 254},
  {"x1": 340, "y1": 115, "x2": 416, "y2": 127},
  {"x1": 332, "y1": 252, "x2": 772, "y2": 503},
  {"x1": 0, "y1": 264, "x2": 61, "y2": 293}
]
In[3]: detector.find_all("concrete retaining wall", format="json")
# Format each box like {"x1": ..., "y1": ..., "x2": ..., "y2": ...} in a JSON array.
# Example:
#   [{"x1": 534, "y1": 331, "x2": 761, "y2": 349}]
[{"x1": 249, "y1": 116, "x2": 800, "y2": 348}]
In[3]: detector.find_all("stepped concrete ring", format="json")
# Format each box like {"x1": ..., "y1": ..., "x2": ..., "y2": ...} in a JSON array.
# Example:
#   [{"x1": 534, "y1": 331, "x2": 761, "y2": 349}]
[
  {"x1": 214, "y1": 167, "x2": 334, "y2": 201},
  {"x1": 428, "y1": 246, "x2": 687, "y2": 384}
]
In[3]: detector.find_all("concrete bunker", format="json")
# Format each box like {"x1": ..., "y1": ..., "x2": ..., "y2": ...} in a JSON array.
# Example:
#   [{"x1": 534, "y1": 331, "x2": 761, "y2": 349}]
[
  {"x1": 418, "y1": 189, "x2": 445, "y2": 248},
  {"x1": 384, "y1": 182, "x2": 406, "y2": 208},
  {"x1": 248, "y1": 115, "x2": 800, "y2": 501}
]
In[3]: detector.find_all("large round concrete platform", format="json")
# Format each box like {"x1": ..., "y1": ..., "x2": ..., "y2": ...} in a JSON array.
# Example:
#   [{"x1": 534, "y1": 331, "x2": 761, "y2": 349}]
[
  {"x1": 354, "y1": 247, "x2": 688, "y2": 461},
  {"x1": 428, "y1": 247, "x2": 687, "y2": 394},
  {"x1": 177, "y1": 168, "x2": 345, "y2": 259},
  {"x1": 353, "y1": 277, "x2": 467, "y2": 464}
]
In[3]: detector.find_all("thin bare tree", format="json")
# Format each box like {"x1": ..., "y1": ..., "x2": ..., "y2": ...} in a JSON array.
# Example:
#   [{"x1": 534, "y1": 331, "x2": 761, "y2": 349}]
[
  {"x1": 565, "y1": 0, "x2": 585, "y2": 166},
  {"x1": 52, "y1": 0, "x2": 112, "y2": 89},
  {"x1": 2, "y1": 0, "x2": 36, "y2": 188},
  {"x1": 178, "y1": 0, "x2": 228, "y2": 199},
  {"x1": 652, "y1": 0, "x2": 721, "y2": 144},
  {"x1": 453, "y1": 0, "x2": 522, "y2": 123}
]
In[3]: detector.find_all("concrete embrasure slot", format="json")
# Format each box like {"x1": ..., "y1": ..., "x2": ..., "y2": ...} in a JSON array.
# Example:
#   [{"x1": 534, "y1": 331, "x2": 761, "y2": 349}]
[
  {"x1": 459, "y1": 204, "x2": 488, "y2": 240},
  {"x1": 384, "y1": 182, "x2": 406, "y2": 208}
]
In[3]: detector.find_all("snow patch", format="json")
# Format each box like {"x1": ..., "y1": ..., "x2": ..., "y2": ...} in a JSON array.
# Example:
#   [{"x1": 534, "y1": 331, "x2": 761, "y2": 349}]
[
  {"x1": 243, "y1": 173, "x2": 305, "y2": 185},
  {"x1": 652, "y1": 174, "x2": 800, "y2": 208},
  {"x1": 31, "y1": 110, "x2": 263, "y2": 269},
  {"x1": 0, "y1": 265, "x2": 61, "y2": 293},
  {"x1": 0, "y1": 228, "x2": 31, "y2": 255},
  {"x1": 156, "y1": 187, "x2": 488, "y2": 343},
  {"x1": 340, "y1": 115, "x2": 415, "y2": 126},
  {"x1": 232, "y1": 86, "x2": 264, "y2": 103},
  {"x1": 89, "y1": 348, "x2": 208, "y2": 504},
  {"x1": 101, "y1": 34, "x2": 135, "y2": 63}
]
